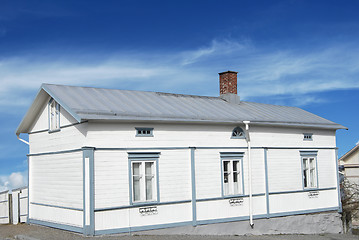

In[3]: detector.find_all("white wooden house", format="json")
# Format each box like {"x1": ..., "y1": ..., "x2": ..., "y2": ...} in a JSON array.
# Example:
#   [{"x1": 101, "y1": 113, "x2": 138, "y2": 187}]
[{"x1": 16, "y1": 71, "x2": 346, "y2": 235}]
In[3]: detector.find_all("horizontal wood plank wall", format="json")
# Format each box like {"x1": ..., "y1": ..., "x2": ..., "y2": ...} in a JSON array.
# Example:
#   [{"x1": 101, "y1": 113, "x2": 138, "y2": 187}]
[
  {"x1": 0, "y1": 191, "x2": 9, "y2": 224},
  {"x1": 29, "y1": 152, "x2": 83, "y2": 227},
  {"x1": 94, "y1": 149, "x2": 192, "y2": 231}
]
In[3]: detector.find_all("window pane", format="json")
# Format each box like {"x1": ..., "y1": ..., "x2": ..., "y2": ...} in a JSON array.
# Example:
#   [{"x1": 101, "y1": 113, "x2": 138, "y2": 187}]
[
  {"x1": 132, "y1": 163, "x2": 141, "y2": 201},
  {"x1": 145, "y1": 162, "x2": 152, "y2": 175},
  {"x1": 133, "y1": 176, "x2": 140, "y2": 201},
  {"x1": 146, "y1": 176, "x2": 153, "y2": 200},
  {"x1": 233, "y1": 161, "x2": 238, "y2": 172},
  {"x1": 303, "y1": 158, "x2": 308, "y2": 188},
  {"x1": 223, "y1": 161, "x2": 229, "y2": 172},
  {"x1": 133, "y1": 163, "x2": 140, "y2": 175},
  {"x1": 145, "y1": 162, "x2": 154, "y2": 200},
  {"x1": 310, "y1": 158, "x2": 316, "y2": 187}
]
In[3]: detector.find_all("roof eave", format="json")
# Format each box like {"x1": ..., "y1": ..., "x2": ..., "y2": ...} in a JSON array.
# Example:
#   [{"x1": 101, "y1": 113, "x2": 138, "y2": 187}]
[
  {"x1": 81, "y1": 116, "x2": 346, "y2": 130},
  {"x1": 15, "y1": 84, "x2": 82, "y2": 136}
]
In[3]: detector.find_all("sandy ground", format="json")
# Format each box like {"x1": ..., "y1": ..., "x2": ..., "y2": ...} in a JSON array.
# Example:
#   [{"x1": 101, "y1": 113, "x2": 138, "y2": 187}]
[{"x1": 0, "y1": 224, "x2": 358, "y2": 240}]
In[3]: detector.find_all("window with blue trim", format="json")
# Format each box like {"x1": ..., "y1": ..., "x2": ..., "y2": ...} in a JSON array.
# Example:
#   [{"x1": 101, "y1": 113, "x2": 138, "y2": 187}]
[
  {"x1": 231, "y1": 127, "x2": 245, "y2": 139},
  {"x1": 129, "y1": 153, "x2": 159, "y2": 203},
  {"x1": 301, "y1": 152, "x2": 318, "y2": 189},
  {"x1": 49, "y1": 99, "x2": 60, "y2": 131},
  {"x1": 136, "y1": 128, "x2": 153, "y2": 137},
  {"x1": 221, "y1": 153, "x2": 244, "y2": 196}
]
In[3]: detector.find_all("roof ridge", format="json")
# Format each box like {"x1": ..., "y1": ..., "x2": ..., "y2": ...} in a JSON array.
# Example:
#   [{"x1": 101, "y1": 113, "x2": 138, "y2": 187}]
[{"x1": 42, "y1": 83, "x2": 219, "y2": 99}]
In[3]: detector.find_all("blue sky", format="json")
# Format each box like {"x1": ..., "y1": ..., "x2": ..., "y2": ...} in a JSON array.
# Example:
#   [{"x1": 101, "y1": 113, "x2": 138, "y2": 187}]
[{"x1": 1, "y1": 0, "x2": 359, "y2": 190}]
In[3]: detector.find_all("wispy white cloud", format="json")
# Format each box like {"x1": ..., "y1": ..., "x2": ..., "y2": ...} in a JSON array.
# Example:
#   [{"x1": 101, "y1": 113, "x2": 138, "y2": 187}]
[
  {"x1": 0, "y1": 171, "x2": 27, "y2": 192},
  {"x1": 181, "y1": 39, "x2": 251, "y2": 65},
  {"x1": 1, "y1": 39, "x2": 359, "y2": 110}
]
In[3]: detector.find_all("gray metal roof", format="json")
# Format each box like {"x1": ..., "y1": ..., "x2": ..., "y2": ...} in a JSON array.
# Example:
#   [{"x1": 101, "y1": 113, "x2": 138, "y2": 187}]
[{"x1": 16, "y1": 83, "x2": 346, "y2": 135}]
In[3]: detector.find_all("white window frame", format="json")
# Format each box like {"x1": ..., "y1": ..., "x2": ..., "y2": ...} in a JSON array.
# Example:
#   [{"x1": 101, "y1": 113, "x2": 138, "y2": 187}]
[
  {"x1": 221, "y1": 152, "x2": 244, "y2": 197},
  {"x1": 300, "y1": 151, "x2": 318, "y2": 189},
  {"x1": 48, "y1": 99, "x2": 60, "y2": 132},
  {"x1": 128, "y1": 153, "x2": 159, "y2": 204}
]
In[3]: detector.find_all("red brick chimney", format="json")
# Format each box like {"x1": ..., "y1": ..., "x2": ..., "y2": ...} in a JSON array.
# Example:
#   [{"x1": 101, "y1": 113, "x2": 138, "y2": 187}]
[
  {"x1": 219, "y1": 71, "x2": 238, "y2": 95},
  {"x1": 219, "y1": 71, "x2": 240, "y2": 104}
]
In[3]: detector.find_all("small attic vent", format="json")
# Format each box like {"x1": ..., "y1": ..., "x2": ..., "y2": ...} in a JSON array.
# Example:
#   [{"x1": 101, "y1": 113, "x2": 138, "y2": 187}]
[
  {"x1": 303, "y1": 133, "x2": 313, "y2": 141},
  {"x1": 136, "y1": 128, "x2": 153, "y2": 137}
]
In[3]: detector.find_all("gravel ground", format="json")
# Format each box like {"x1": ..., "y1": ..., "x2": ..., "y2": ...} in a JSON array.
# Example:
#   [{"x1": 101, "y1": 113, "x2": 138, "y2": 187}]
[{"x1": 0, "y1": 224, "x2": 358, "y2": 240}]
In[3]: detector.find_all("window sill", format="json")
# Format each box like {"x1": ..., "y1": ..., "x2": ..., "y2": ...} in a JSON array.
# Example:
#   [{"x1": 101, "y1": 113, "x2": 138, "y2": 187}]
[
  {"x1": 222, "y1": 194, "x2": 245, "y2": 199},
  {"x1": 48, "y1": 129, "x2": 61, "y2": 133},
  {"x1": 131, "y1": 201, "x2": 159, "y2": 207}
]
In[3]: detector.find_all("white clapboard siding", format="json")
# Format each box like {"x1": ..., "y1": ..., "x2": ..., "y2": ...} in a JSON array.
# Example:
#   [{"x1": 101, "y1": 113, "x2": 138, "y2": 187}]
[
  {"x1": 0, "y1": 191, "x2": 9, "y2": 224},
  {"x1": 95, "y1": 203, "x2": 192, "y2": 231},
  {"x1": 195, "y1": 149, "x2": 223, "y2": 199},
  {"x1": 30, "y1": 152, "x2": 83, "y2": 209},
  {"x1": 158, "y1": 150, "x2": 191, "y2": 202},
  {"x1": 85, "y1": 123, "x2": 336, "y2": 149},
  {"x1": 30, "y1": 204, "x2": 83, "y2": 227},
  {"x1": 269, "y1": 189, "x2": 339, "y2": 214},
  {"x1": 29, "y1": 123, "x2": 87, "y2": 154},
  {"x1": 30, "y1": 98, "x2": 79, "y2": 133},
  {"x1": 267, "y1": 149, "x2": 303, "y2": 193},
  {"x1": 197, "y1": 196, "x2": 266, "y2": 221},
  {"x1": 250, "y1": 127, "x2": 336, "y2": 148},
  {"x1": 85, "y1": 123, "x2": 248, "y2": 148},
  {"x1": 94, "y1": 151, "x2": 129, "y2": 209},
  {"x1": 19, "y1": 188, "x2": 28, "y2": 223},
  {"x1": 317, "y1": 149, "x2": 337, "y2": 188}
]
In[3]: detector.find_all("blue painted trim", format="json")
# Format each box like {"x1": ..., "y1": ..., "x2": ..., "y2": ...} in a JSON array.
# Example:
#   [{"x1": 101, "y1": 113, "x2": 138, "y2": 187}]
[
  {"x1": 269, "y1": 207, "x2": 339, "y2": 218},
  {"x1": 28, "y1": 121, "x2": 89, "y2": 135},
  {"x1": 95, "y1": 221, "x2": 192, "y2": 236},
  {"x1": 190, "y1": 147, "x2": 197, "y2": 226},
  {"x1": 94, "y1": 146, "x2": 337, "y2": 151},
  {"x1": 82, "y1": 147, "x2": 95, "y2": 236},
  {"x1": 335, "y1": 149, "x2": 342, "y2": 213},
  {"x1": 300, "y1": 150, "x2": 318, "y2": 156},
  {"x1": 42, "y1": 84, "x2": 82, "y2": 123},
  {"x1": 300, "y1": 151, "x2": 305, "y2": 189},
  {"x1": 269, "y1": 187, "x2": 336, "y2": 195},
  {"x1": 128, "y1": 153, "x2": 160, "y2": 205},
  {"x1": 264, "y1": 148, "x2": 270, "y2": 218},
  {"x1": 94, "y1": 200, "x2": 191, "y2": 212},
  {"x1": 0, "y1": 216, "x2": 9, "y2": 219},
  {"x1": 0, "y1": 190, "x2": 9, "y2": 195},
  {"x1": 29, "y1": 218, "x2": 83, "y2": 233},
  {"x1": 30, "y1": 202, "x2": 83, "y2": 211},
  {"x1": 197, "y1": 193, "x2": 265, "y2": 202},
  {"x1": 94, "y1": 207, "x2": 339, "y2": 235},
  {"x1": 27, "y1": 148, "x2": 83, "y2": 157},
  {"x1": 197, "y1": 214, "x2": 268, "y2": 225}
]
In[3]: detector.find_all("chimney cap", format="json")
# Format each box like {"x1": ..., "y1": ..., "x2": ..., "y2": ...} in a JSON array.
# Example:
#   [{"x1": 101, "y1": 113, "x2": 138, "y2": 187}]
[{"x1": 218, "y1": 71, "x2": 238, "y2": 75}]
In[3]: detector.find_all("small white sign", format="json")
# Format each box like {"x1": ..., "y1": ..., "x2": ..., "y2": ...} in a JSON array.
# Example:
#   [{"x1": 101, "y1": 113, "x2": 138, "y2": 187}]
[
  {"x1": 229, "y1": 198, "x2": 244, "y2": 206},
  {"x1": 139, "y1": 206, "x2": 158, "y2": 215},
  {"x1": 308, "y1": 191, "x2": 319, "y2": 198}
]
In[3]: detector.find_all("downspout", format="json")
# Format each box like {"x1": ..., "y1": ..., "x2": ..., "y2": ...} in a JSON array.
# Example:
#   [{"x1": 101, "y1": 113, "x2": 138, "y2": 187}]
[
  {"x1": 243, "y1": 121, "x2": 254, "y2": 228},
  {"x1": 17, "y1": 134, "x2": 29, "y2": 145}
]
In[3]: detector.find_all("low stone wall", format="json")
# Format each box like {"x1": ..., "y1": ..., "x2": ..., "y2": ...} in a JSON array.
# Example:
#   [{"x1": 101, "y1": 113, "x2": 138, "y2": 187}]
[{"x1": 135, "y1": 211, "x2": 342, "y2": 235}]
